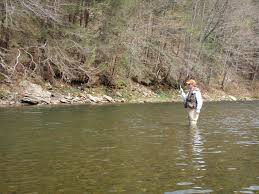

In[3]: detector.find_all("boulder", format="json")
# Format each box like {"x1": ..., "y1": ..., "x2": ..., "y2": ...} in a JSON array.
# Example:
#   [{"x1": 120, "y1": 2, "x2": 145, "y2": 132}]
[
  {"x1": 103, "y1": 95, "x2": 115, "y2": 103},
  {"x1": 45, "y1": 82, "x2": 52, "y2": 90},
  {"x1": 60, "y1": 98, "x2": 68, "y2": 103},
  {"x1": 0, "y1": 99, "x2": 8, "y2": 105},
  {"x1": 65, "y1": 93, "x2": 73, "y2": 100},
  {"x1": 79, "y1": 93, "x2": 87, "y2": 99},
  {"x1": 71, "y1": 97, "x2": 82, "y2": 103},
  {"x1": 19, "y1": 81, "x2": 51, "y2": 105},
  {"x1": 9, "y1": 101, "x2": 15, "y2": 105},
  {"x1": 243, "y1": 97, "x2": 252, "y2": 101},
  {"x1": 21, "y1": 97, "x2": 39, "y2": 105},
  {"x1": 83, "y1": 98, "x2": 91, "y2": 103},
  {"x1": 115, "y1": 92, "x2": 122, "y2": 97},
  {"x1": 229, "y1": 95, "x2": 237, "y2": 101},
  {"x1": 51, "y1": 99, "x2": 61, "y2": 105},
  {"x1": 143, "y1": 92, "x2": 149, "y2": 97},
  {"x1": 86, "y1": 94, "x2": 102, "y2": 103},
  {"x1": 120, "y1": 98, "x2": 126, "y2": 103}
]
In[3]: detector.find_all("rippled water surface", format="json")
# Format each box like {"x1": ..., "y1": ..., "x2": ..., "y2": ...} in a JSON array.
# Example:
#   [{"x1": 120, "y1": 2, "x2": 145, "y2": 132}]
[{"x1": 0, "y1": 101, "x2": 259, "y2": 194}]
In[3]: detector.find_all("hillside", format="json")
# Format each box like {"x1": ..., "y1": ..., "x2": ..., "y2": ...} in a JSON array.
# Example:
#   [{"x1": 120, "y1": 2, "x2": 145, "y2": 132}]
[{"x1": 0, "y1": 0, "x2": 258, "y2": 105}]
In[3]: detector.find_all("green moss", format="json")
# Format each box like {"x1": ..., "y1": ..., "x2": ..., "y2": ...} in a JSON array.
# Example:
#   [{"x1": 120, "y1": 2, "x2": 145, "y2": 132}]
[
  {"x1": 61, "y1": 86, "x2": 81, "y2": 96},
  {"x1": 116, "y1": 79, "x2": 127, "y2": 89},
  {"x1": 0, "y1": 89, "x2": 9, "y2": 99},
  {"x1": 154, "y1": 90, "x2": 172, "y2": 101}
]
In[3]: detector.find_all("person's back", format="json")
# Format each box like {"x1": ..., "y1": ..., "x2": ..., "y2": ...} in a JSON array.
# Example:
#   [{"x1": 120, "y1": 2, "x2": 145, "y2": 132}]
[{"x1": 179, "y1": 79, "x2": 203, "y2": 126}]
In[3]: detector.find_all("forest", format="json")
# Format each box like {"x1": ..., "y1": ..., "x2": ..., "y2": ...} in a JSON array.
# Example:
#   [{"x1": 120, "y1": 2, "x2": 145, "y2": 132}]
[{"x1": 0, "y1": 0, "x2": 258, "y2": 95}]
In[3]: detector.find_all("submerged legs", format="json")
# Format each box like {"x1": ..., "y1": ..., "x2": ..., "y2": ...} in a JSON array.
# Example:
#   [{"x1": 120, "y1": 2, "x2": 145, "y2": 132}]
[{"x1": 187, "y1": 109, "x2": 200, "y2": 126}]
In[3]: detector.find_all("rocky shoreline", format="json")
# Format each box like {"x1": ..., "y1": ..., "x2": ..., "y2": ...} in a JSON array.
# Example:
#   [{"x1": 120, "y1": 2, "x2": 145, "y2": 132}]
[
  {"x1": 0, "y1": 80, "x2": 257, "y2": 107},
  {"x1": 0, "y1": 80, "x2": 125, "y2": 107}
]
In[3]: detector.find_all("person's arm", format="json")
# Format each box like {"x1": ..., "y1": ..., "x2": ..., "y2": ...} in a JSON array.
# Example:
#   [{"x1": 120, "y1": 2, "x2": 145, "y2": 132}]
[
  {"x1": 179, "y1": 88, "x2": 187, "y2": 102},
  {"x1": 195, "y1": 91, "x2": 203, "y2": 113}
]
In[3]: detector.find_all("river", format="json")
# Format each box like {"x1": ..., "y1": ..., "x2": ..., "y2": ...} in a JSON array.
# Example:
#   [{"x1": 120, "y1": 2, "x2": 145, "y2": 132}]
[{"x1": 0, "y1": 101, "x2": 259, "y2": 194}]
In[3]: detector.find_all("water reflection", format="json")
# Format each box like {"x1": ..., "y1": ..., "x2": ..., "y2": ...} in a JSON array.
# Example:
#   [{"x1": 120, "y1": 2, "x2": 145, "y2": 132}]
[
  {"x1": 190, "y1": 126, "x2": 207, "y2": 172},
  {"x1": 190, "y1": 126, "x2": 203, "y2": 156},
  {"x1": 240, "y1": 185, "x2": 259, "y2": 193},
  {"x1": 164, "y1": 189, "x2": 213, "y2": 194},
  {"x1": 173, "y1": 125, "x2": 212, "y2": 194}
]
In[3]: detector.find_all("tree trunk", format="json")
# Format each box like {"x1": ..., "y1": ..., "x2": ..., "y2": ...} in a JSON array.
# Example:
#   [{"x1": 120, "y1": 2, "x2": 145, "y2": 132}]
[
  {"x1": 206, "y1": 65, "x2": 212, "y2": 85},
  {"x1": 221, "y1": 70, "x2": 227, "y2": 90},
  {"x1": 84, "y1": 9, "x2": 89, "y2": 27},
  {"x1": 252, "y1": 63, "x2": 259, "y2": 83}
]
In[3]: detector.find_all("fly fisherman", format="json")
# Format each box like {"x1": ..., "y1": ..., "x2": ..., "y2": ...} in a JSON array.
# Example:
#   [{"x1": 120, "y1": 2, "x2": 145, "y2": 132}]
[{"x1": 179, "y1": 79, "x2": 203, "y2": 126}]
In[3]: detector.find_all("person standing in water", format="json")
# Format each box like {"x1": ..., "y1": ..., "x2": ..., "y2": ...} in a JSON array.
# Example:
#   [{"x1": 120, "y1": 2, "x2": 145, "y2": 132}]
[{"x1": 179, "y1": 79, "x2": 203, "y2": 126}]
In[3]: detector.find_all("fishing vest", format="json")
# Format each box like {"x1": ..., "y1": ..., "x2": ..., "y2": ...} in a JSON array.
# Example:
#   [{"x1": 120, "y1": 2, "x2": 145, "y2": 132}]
[{"x1": 184, "y1": 88, "x2": 199, "y2": 109}]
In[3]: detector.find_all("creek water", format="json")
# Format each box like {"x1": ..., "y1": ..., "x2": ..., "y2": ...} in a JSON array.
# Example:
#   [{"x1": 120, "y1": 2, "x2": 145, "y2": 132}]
[{"x1": 0, "y1": 101, "x2": 259, "y2": 194}]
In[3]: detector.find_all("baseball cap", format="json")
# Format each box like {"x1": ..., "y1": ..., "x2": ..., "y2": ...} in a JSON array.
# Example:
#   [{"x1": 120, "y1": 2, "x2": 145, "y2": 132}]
[{"x1": 186, "y1": 79, "x2": 197, "y2": 86}]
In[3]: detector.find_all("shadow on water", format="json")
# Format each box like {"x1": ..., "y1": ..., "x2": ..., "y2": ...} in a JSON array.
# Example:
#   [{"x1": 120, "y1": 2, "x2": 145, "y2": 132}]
[{"x1": 0, "y1": 101, "x2": 259, "y2": 193}]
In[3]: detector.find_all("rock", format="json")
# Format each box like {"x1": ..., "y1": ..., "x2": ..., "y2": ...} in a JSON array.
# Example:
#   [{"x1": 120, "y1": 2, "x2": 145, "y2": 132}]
[
  {"x1": 143, "y1": 92, "x2": 148, "y2": 97},
  {"x1": 239, "y1": 97, "x2": 250, "y2": 101},
  {"x1": 0, "y1": 99, "x2": 8, "y2": 105},
  {"x1": 103, "y1": 95, "x2": 115, "y2": 102},
  {"x1": 86, "y1": 94, "x2": 102, "y2": 103},
  {"x1": 9, "y1": 101, "x2": 15, "y2": 105},
  {"x1": 51, "y1": 99, "x2": 60, "y2": 104},
  {"x1": 21, "y1": 96, "x2": 39, "y2": 105},
  {"x1": 86, "y1": 94, "x2": 97, "y2": 102},
  {"x1": 83, "y1": 98, "x2": 91, "y2": 103},
  {"x1": 79, "y1": 93, "x2": 87, "y2": 99},
  {"x1": 19, "y1": 81, "x2": 51, "y2": 105},
  {"x1": 49, "y1": 93, "x2": 65, "y2": 104},
  {"x1": 65, "y1": 93, "x2": 73, "y2": 100},
  {"x1": 229, "y1": 95, "x2": 237, "y2": 101},
  {"x1": 45, "y1": 82, "x2": 52, "y2": 90},
  {"x1": 60, "y1": 98, "x2": 68, "y2": 103},
  {"x1": 218, "y1": 95, "x2": 228, "y2": 101},
  {"x1": 71, "y1": 97, "x2": 81, "y2": 103},
  {"x1": 115, "y1": 92, "x2": 122, "y2": 97},
  {"x1": 244, "y1": 97, "x2": 252, "y2": 101}
]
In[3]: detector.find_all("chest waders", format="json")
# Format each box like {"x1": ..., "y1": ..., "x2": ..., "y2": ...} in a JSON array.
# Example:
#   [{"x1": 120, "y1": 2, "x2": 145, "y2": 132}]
[{"x1": 184, "y1": 89, "x2": 200, "y2": 125}]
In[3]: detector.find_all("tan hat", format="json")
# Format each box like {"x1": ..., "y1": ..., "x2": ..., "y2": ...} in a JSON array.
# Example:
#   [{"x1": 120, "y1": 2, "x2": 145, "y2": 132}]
[{"x1": 186, "y1": 79, "x2": 197, "y2": 86}]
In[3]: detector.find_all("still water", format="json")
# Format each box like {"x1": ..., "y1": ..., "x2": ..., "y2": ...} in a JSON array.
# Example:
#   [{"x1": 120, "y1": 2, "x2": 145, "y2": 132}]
[{"x1": 0, "y1": 101, "x2": 259, "y2": 194}]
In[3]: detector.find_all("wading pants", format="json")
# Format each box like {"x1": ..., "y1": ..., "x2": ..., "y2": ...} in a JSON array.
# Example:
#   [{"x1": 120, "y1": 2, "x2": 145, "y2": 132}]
[{"x1": 187, "y1": 109, "x2": 200, "y2": 126}]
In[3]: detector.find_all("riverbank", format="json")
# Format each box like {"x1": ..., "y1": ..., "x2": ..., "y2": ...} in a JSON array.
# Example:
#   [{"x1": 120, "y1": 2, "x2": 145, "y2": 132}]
[{"x1": 0, "y1": 80, "x2": 258, "y2": 107}]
